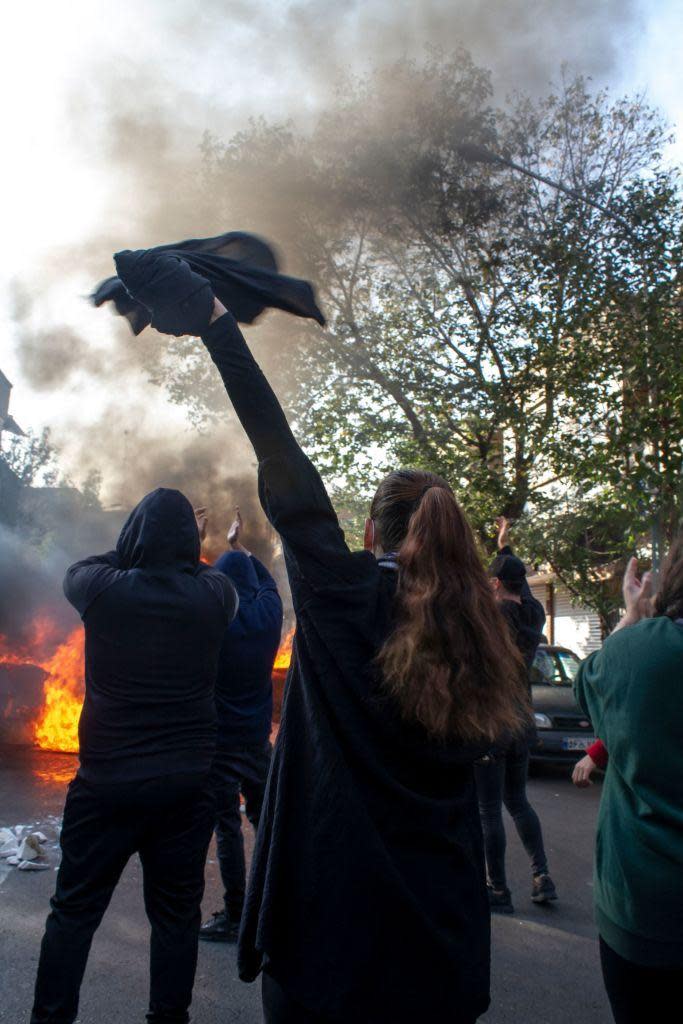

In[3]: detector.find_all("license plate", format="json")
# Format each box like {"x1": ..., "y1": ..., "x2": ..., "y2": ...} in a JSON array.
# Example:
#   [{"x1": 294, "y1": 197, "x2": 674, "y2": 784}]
[{"x1": 562, "y1": 736, "x2": 595, "y2": 751}]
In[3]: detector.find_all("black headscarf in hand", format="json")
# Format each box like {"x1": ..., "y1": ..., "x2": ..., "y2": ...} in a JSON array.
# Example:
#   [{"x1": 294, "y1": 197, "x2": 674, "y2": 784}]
[{"x1": 91, "y1": 231, "x2": 325, "y2": 333}]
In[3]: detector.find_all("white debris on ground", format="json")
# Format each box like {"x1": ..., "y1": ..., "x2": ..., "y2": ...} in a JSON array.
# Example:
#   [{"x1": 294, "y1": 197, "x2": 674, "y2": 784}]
[{"x1": 0, "y1": 823, "x2": 55, "y2": 874}]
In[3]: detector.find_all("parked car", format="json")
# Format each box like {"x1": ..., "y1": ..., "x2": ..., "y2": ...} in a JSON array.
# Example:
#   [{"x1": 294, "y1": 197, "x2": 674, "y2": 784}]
[{"x1": 529, "y1": 644, "x2": 595, "y2": 762}]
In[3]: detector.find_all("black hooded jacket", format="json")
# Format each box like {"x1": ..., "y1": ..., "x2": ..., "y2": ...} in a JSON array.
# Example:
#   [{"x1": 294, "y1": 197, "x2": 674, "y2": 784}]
[
  {"x1": 63, "y1": 488, "x2": 237, "y2": 783},
  {"x1": 201, "y1": 313, "x2": 491, "y2": 1024}
]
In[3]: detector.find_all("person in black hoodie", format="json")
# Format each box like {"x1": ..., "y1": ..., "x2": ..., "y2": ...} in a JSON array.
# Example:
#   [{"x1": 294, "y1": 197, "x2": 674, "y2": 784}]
[
  {"x1": 474, "y1": 516, "x2": 557, "y2": 915},
  {"x1": 200, "y1": 507, "x2": 283, "y2": 943},
  {"x1": 30, "y1": 488, "x2": 237, "y2": 1024},
  {"x1": 109, "y1": 248, "x2": 531, "y2": 1024}
]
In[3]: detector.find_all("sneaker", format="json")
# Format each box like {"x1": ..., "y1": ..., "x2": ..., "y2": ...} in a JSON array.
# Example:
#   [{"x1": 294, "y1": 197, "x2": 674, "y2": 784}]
[
  {"x1": 199, "y1": 910, "x2": 239, "y2": 943},
  {"x1": 487, "y1": 886, "x2": 514, "y2": 915},
  {"x1": 531, "y1": 874, "x2": 558, "y2": 904}
]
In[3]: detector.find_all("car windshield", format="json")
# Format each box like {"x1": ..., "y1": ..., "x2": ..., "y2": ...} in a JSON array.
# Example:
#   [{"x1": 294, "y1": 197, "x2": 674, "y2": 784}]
[
  {"x1": 530, "y1": 650, "x2": 565, "y2": 686},
  {"x1": 557, "y1": 650, "x2": 581, "y2": 681}
]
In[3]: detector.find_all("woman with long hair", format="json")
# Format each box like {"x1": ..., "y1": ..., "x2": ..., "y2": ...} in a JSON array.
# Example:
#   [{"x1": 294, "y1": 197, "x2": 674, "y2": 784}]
[
  {"x1": 575, "y1": 540, "x2": 683, "y2": 1024},
  {"x1": 124, "y1": 257, "x2": 528, "y2": 1024}
]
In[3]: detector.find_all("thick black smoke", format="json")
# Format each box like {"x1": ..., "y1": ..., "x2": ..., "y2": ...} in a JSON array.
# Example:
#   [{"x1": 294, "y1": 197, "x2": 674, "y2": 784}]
[{"x1": 5, "y1": 0, "x2": 644, "y2": 590}]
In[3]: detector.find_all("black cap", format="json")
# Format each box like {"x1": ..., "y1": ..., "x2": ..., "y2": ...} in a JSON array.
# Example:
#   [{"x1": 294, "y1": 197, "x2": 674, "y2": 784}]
[{"x1": 489, "y1": 552, "x2": 527, "y2": 584}]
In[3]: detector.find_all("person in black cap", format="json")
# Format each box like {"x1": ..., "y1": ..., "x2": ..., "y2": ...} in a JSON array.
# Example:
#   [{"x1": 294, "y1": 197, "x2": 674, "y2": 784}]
[{"x1": 475, "y1": 516, "x2": 557, "y2": 914}]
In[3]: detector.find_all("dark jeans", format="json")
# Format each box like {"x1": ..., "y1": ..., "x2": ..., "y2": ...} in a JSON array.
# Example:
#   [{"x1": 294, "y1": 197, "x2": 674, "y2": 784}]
[
  {"x1": 600, "y1": 936, "x2": 683, "y2": 1024},
  {"x1": 212, "y1": 741, "x2": 271, "y2": 922},
  {"x1": 31, "y1": 772, "x2": 214, "y2": 1024},
  {"x1": 474, "y1": 737, "x2": 548, "y2": 891}
]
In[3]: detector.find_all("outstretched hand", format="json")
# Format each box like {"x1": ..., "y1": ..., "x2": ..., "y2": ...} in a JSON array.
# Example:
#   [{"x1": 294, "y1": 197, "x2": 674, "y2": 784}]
[
  {"x1": 622, "y1": 556, "x2": 653, "y2": 621},
  {"x1": 194, "y1": 507, "x2": 208, "y2": 543},
  {"x1": 572, "y1": 754, "x2": 597, "y2": 788},
  {"x1": 227, "y1": 507, "x2": 243, "y2": 548},
  {"x1": 613, "y1": 557, "x2": 653, "y2": 632},
  {"x1": 495, "y1": 516, "x2": 510, "y2": 551},
  {"x1": 227, "y1": 506, "x2": 250, "y2": 556}
]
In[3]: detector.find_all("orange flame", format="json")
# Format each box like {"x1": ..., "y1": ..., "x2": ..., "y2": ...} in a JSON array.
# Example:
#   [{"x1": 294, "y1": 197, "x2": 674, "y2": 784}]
[
  {"x1": 0, "y1": 620, "x2": 84, "y2": 753},
  {"x1": 33, "y1": 628, "x2": 84, "y2": 753},
  {"x1": 273, "y1": 626, "x2": 294, "y2": 672},
  {"x1": 1, "y1": 618, "x2": 295, "y2": 754}
]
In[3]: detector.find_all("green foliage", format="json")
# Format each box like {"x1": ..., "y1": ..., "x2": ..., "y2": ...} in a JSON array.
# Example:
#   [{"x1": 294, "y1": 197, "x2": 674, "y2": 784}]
[
  {"x1": 150, "y1": 52, "x2": 682, "y2": 624},
  {"x1": 1, "y1": 428, "x2": 59, "y2": 487}
]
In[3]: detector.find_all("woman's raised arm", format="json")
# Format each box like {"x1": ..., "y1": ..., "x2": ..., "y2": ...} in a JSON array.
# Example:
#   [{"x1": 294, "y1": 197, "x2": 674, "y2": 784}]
[{"x1": 200, "y1": 306, "x2": 358, "y2": 586}]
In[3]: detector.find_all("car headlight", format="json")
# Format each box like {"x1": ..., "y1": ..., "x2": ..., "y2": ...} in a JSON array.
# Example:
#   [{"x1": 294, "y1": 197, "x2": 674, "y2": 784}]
[{"x1": 534, "y1": 712, "x2": 553, "y2": 730}]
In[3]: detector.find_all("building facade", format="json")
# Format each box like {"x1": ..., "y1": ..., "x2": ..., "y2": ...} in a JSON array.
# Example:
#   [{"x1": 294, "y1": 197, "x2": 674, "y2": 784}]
[
  {"x1": 0, "y1": 370, "x2": 24, "y2": 528},
  {"x1": 528, "y1": 571, "x2": 603, "y2": 657}
]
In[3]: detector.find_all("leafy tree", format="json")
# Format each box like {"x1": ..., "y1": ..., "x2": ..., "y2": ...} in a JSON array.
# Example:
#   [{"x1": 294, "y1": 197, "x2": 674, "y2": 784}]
[
  {"x1": 146, "y1": 52, "x2": 681, "y2": 625},
  {"x1": 1, "y1": 428, "x2": 59, "y2": 487}
]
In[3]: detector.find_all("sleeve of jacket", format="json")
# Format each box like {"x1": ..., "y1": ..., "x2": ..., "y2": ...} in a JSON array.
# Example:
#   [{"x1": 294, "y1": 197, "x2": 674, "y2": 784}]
[
  {"x1": 196, "y1": 565, "x2": 239, "y2": 622},
  {"x1": 574, "y1": 647, "x2": 607, "y2": 736},
  {"x1": 63, "y1": 552, "x2": 124, "y2": 618},
  {"x1": 586, "y1": 738, "x2": 609, "y2": 769},
  {"x1": 250, "y1": 556, "x2": 284, "y2": 631},
  {"x1": 201, "y1": 313, "x2": 359, "y2": 589}
]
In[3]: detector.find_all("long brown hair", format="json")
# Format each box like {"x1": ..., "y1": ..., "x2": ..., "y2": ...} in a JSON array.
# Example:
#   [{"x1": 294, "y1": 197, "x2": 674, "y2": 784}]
[
  {"x1": 654, "y1": 533, "x2": 683, "y2": 621},
  {"x1": 372, "y1": 470, "x2": 528, "y2": 743}
]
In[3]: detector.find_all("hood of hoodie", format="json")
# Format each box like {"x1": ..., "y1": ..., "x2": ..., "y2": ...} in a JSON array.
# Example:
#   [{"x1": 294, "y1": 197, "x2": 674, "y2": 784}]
[
  {"x1": 213, "y1": 551, "x2": 259, "y2": 602},
  {"x1": 116, "y1": 488, "x2": 200, "y2": 571}
]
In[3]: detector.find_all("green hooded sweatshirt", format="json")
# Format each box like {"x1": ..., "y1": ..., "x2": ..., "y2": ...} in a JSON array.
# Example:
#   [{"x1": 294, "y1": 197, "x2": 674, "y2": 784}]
[{"x1": 575, "y1": 615, "x2": 683, "y2": 967}]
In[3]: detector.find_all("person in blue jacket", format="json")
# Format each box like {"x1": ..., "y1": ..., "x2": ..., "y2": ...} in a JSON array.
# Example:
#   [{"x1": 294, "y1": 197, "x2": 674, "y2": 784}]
[{"x1": 200, "y1": 507, "x2": 283, "y2": 942}]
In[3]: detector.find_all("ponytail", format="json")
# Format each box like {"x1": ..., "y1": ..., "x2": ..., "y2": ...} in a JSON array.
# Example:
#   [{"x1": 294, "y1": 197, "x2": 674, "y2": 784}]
[{"x1": 375, "y1": 477, "x2": 528, "y2": 743}]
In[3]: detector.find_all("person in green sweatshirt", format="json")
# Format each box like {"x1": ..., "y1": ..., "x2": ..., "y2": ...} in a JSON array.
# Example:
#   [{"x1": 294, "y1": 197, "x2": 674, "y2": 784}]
[{"x1": 574, "y1": 536, "x2": 683, "y2": 1024}]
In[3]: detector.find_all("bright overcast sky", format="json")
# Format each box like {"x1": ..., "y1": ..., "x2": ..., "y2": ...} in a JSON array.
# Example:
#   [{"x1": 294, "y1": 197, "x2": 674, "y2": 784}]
[{"x1": 0, "y1": 0, "x2": 680, "y2": 497}]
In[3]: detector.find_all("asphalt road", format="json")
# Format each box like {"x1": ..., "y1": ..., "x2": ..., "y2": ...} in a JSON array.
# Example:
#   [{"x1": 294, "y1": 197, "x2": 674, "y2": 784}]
[{"x1": 0, "y1": 747, "x2": 611, "y2": 1023}]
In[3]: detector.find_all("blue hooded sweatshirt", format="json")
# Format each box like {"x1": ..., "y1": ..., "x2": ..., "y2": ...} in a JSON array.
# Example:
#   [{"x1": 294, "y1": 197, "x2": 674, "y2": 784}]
[
  {"x1": 63, "y1": 488, "x2": 238, "y2": 783},
  {"x1": 213, "y1": 551, "x2": 283, "y2": 748}
]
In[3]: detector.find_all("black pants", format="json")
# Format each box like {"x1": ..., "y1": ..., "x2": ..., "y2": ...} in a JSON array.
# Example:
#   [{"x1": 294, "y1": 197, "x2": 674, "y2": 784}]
[
  {"x1": 262, "y1": 973, "x2": 336, "y2": 1024},
  {"x1": 31, "y1": 772, "x2": 214, "y2": 1024},
  {"x1": 600, "y1": 936, "x2": 683, "y2": 1024},
  {"x1": 212, "y1": 741, "x2": 271, "y2": 922},
  {"x1": 474, "y1": 737, "x2": 548, "y2": 891}
]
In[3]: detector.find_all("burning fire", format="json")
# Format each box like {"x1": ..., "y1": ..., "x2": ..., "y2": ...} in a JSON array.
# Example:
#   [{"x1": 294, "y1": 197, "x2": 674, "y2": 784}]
[
  {"x1": 0, "y1": 618, "x2": 295, "y2": 755},
  {"x1": 33, "y1": 629, "x2": 84, "y2": 753},
  {"x1": 273, "y1": 626, "x2": 294, "y2": 672},
  {"x1": 0, "y1": 619, "x2": 84, "y2": 753}
]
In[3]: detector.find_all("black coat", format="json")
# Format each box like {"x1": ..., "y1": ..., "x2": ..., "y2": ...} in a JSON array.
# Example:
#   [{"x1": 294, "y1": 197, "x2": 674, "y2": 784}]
[
  {"x1": 201, "y1": 314, "x2": 491, "y2": 1024},
  {"x1": 64, "y1": 488, "x2": 237, "y2": 783}
]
